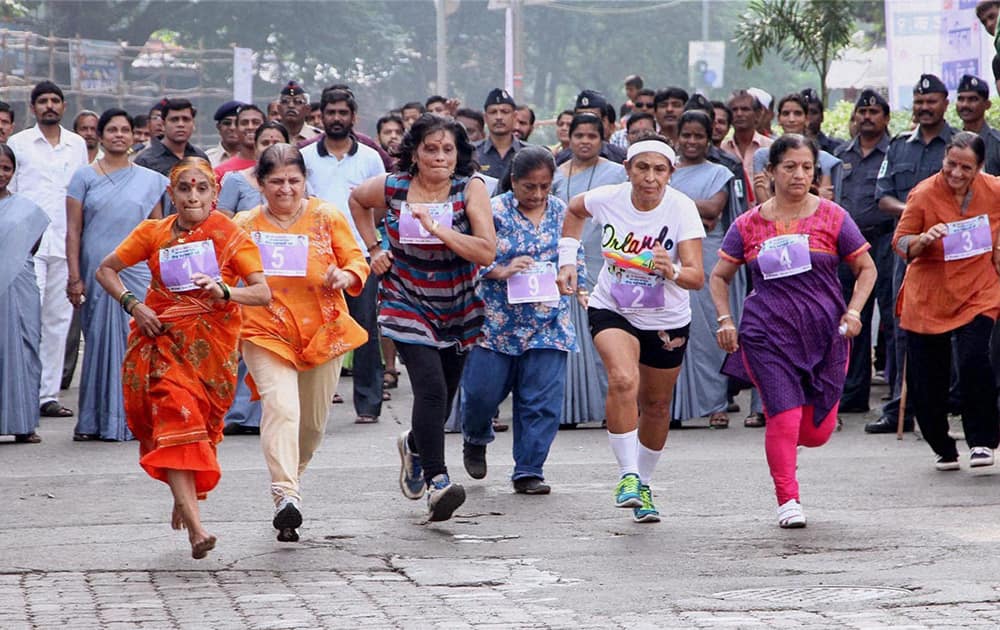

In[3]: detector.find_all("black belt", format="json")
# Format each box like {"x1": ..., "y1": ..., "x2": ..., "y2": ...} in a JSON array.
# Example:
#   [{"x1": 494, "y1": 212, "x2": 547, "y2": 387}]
[{"x1": 860, "y1": 224, "x2": 893, "y2": 239}]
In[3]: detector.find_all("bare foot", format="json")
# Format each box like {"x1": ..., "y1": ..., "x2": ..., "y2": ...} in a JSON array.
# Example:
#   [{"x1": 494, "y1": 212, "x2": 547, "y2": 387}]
[
  {"x1": 190, "y1": 534, "x2": 217, "y2": 560},
  {"x1": 171, "y1": 505, "x2": 185, "y2": 530}
]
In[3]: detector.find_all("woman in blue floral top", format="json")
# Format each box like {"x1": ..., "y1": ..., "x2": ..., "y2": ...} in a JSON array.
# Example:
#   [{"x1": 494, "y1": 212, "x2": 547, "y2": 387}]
[{"x1": 459, "y1": 147, "x2": 579, "y2": 494}]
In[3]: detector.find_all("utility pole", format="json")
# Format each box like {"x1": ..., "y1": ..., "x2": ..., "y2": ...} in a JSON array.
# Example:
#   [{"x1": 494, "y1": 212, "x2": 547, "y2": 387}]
[
  {"x1": 702, "y1": 0, "x2": 709, "y2": 41},
  {"x1": 435, "y1": 0, "x2": 448, "y2": 95},
  {"x1": 512, "y1": 0, "x2": 524, "y2": 102}
]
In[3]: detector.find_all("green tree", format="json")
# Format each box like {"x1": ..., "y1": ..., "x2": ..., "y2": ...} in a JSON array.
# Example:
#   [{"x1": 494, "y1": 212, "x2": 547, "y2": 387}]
[{"x1": 734, "y1": 0, "x2": 855, "y2": 105}]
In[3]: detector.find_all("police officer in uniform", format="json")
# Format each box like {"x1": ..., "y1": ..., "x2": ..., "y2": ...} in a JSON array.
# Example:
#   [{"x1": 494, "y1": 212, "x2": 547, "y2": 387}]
[
  {"x1": 866, "y1": 74, "x2": 955, "y2": 434},
  {"x1": 475, "y1": 88, "x2": 526, "y2": 181},
  {"x1": 835, "y1": 89, "x2": 893, "y2": 413},
  {"x1": 955, "y1": 73, "x2": 1000, "y2": 175}
]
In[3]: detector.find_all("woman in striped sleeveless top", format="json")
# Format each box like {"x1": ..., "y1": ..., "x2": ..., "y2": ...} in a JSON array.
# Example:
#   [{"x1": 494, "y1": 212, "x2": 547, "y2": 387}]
[{"x1": 350, "y1": 114, "x2": 496, "y2": 522}]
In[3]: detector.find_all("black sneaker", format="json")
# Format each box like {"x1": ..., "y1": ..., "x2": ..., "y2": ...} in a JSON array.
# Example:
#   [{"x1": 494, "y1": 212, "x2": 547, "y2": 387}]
[
  {"x1": 463, "y1": 442, "x2": 487, "y2": 479},
  {"x1": 935, "y1": 456, "x2": 960, "y2": 472},
  {"x1": 513, "y1": 477, "x2": 551, "y2": 494},
  {"x1": 273, "y1": 497, "x2": 302, "y2": 542}
]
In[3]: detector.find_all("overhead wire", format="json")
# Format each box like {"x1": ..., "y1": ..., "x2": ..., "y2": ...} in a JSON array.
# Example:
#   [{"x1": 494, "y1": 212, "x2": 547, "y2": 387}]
[{"x1": 541, "y1": 0, "x2": 687, "y2": 16}]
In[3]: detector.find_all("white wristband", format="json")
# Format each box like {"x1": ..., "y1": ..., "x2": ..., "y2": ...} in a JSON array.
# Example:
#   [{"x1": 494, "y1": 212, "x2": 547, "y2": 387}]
[
  {"x1": 671, "y1": 262, "x2": 682, "y2": 281},
  {"x1": 558, "y1": 237, "x2": 580, "y2": 268}
]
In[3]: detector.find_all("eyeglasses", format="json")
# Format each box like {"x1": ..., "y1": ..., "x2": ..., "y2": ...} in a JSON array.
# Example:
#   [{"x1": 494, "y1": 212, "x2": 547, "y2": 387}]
[
  {"x1": 634, "y1": 101, "x2": 654, "y2": 109},
  {"x1": 218, "y1": 118, "x2": 236, "y2": 127},
  {"x1": 280, "y1": 97, "x2": 307, "y2": 106}
]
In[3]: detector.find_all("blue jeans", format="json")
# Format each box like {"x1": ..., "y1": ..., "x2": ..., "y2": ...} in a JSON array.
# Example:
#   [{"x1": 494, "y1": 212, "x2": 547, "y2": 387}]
[
  {"x1": 460, "y1": 346, "x2": 566, "y2": 480},
  {"x1": 345, "y1": 272, "x2": 383, "y2": 418}
]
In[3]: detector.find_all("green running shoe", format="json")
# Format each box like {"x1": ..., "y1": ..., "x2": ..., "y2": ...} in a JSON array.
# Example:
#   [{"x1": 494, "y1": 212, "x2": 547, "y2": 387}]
[
  {"x1": 614, "y1": 473, "x2": 642, "y2": 508},
  {"x1": 632, "y1": 484, "x2": 660, "y2": 523}
]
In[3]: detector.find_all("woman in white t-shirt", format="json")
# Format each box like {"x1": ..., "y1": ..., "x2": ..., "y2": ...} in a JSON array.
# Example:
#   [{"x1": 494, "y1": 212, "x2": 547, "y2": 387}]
[{"x1": 557, "y1": 134, "x2": 705, "y2": 523}]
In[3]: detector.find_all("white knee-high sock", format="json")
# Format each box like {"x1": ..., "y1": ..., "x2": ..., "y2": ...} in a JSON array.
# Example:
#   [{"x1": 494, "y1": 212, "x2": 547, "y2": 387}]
[
  {"x1": 636, "y1": 443, "x2": 662, "y2": 485},
  {"x1": 607, "y1": 429, "x2": 639, "y2": 478}
]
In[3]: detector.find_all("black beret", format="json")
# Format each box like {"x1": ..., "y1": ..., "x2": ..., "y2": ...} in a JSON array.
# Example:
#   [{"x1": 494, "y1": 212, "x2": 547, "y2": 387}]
[
  {"x1": 684, "y1": 93, "x2": 712, "y2": 113},
  {"x1": 913, "y1": 74, "x2": 948, "y2": 95},
  {"x1": 855, "y1": 88, "x2": 889, "y2": 113},
  {"x1": 280, "y1": 81, "x2": 306, "y2": 96},
  {"x1": 575, "y1": 89, "x2": 608, "y2": 111},
  {"x1": 213, "y1": 100, "x2": 246, "y2": 122},
  {"x1": 484, "y1": 87, "x2": 516, "y2": 109},
  {"x1": 957, "y1": 74, "x2": 989, "y2": 97}
]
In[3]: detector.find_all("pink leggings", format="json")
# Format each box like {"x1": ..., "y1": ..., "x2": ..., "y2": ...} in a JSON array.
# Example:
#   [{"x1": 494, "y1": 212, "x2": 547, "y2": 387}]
[{"x1": 764, "y1": 404, "x2": 838, "y2": 505}]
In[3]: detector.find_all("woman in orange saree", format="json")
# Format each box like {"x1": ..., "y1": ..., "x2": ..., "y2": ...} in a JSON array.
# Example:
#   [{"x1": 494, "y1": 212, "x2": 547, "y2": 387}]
[{"x1": 96, "y1": 157, "x2": 270, "y2": 559}]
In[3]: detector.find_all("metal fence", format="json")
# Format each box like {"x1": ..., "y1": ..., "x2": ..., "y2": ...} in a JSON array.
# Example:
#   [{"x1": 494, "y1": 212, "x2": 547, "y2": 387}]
[{"x1": 0, "y1": 28, "x2": 239, "y2": 145}]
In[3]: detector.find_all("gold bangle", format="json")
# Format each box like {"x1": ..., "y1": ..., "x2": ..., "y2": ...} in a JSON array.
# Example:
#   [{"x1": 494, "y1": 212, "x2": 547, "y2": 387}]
[
  {"x1": 577, "y1": 288, "x2": 589, "y2": 296},
  {"x1": 716, "y1": 314, "x2": 732, "y2": 324},
  {"x1": 430, "y1": 219, "x2": 441, "y2": 235},
  {"x1": 846, "y1": 309, "x2": 861, "y2": 320}
]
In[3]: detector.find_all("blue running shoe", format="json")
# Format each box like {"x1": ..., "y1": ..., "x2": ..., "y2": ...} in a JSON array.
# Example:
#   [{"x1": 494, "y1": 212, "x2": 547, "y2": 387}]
[
  {"x1": 614, "y1": 473, "x2": 642, "y2": 508},
  {"x1": 632, "y1": 484, "x2": 660, "y2": 523},
  {"x1": 397, "y1": 431, "x2": 424, "y2": 499},
  {"x1": 426, "y1": 474, "x2": 465, "y2": 522}
]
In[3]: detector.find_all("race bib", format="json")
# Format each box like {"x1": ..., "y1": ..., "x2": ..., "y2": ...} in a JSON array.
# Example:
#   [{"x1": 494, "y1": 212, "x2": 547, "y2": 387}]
[
  {"x1": 159, "y1": 240, "x2": 221, "y2": 292},
  {"x1": 507, "y1": 261, "x2": 559, "y2": 305},
  {"x1": 253, "y1": 232, "x2": 309, "y2": 277},
  {"x1": 757, "y1": 234, "x2": 811, "y2": 280},
  {"x1": 610, "y1": 267, "x2": 665, "y2": 312},
  {"x1": 399, "y1": 201, "x2": 454, "y2": 244},
  {"x1": 942, "y1": 214, "x2": 992, "y2": 261}
]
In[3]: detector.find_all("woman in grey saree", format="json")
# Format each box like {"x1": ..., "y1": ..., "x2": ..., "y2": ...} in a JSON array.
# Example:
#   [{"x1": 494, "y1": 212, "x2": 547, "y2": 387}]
[
  {"x1": 552, "y1": 114, "x2": 627, "y2": 426},
  {"x1": 0, "y1": 149, "x2": 50, "y2": 443}
]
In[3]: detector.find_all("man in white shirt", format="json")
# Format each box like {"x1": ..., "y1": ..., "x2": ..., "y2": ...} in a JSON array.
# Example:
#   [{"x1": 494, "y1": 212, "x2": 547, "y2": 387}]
[
  {"x1": 301, "y1": 88, "x2": 386, "y2": 424},
  {"x1": 7, "y1": 81, "x2": 89, "y2": 418}
]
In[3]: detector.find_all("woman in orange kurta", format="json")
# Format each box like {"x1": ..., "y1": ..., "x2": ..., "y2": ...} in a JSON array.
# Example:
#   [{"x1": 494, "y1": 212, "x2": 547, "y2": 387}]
[
  {"x1": 96, "y1": 157, "x2": 270, "y2": 560},
  {"x1": 894, "y1": 132, "x2": 1000, "y2": 471},
  {"x1": 233, "y1": 144, "x2": 369, "y2": 543}
]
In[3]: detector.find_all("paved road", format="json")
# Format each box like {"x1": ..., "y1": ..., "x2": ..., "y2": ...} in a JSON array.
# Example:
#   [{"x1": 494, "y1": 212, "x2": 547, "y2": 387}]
[{"x1": 4, "y1": 372, "x2": 1000, "y2": 629}]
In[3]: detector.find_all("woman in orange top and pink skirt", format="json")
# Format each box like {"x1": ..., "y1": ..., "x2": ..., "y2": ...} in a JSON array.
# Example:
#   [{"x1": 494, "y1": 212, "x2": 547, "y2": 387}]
[
  {"x1": 234, "y1": 144, "x2": 370, "y2": 543},
  {"x1": 710, "y1": 135, "x2": 875, "y2": 529},
  {"x1": 96, "y1": 157, "x2": 270, "y2": 559}
]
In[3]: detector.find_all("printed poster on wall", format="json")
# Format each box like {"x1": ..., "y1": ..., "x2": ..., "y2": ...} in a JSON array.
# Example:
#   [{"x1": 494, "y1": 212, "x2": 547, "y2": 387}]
[{"x1": 69, "y1": 39, "x2": 120, "y2": 92}]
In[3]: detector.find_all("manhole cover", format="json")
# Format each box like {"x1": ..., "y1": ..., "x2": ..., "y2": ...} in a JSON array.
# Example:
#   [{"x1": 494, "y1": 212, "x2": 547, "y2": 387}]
[{"x1": 713, "y1": 586, "x2": 913, "y2": 604}]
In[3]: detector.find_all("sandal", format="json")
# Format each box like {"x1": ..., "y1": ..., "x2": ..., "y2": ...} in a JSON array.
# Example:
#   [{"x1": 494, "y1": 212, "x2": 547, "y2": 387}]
[
  {"x1": 73, "y1": 432, "x2": 99, "y2": 441},
  {"x1": 14, "y1": 433, "x2": 41, "y2": 444},
  {"x1": 40, "y1": 401, "x2": 74, "y2": 417},
  {"x1": 331, "y1": 393, "x2": 344, "y2": 404},
  {"x1": 191, "y1": 535, "x2": 217, "y2": 560},
  {"x1": 355, "y1": 415, "x2": 379, "y2": 424},
  {"x1": 382, "y1": 391, "x2": 392, "y2": 401},
  {"x1": 709, "y1": 412, "x2": 729, "y2": 429},
  {"x1": 383, "y1": 368, "x2": 400, "y2": 389},
  {"x1": 744, "y1": 413, "x2": 766, "y2": 428}
]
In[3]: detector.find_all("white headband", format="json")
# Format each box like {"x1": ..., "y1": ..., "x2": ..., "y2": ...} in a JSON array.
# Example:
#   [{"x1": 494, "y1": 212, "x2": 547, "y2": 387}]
[{"x1": 626, "y1": 140, "x2": 676, "y2": 164}]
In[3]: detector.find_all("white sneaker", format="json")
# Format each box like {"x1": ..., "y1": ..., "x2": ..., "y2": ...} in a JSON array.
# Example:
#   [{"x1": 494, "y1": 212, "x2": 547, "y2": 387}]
[
  {"x1": 777, "y1": 499, "x2": 806, "y2": 528},
  {"x1": 969, "y1": 447, "x2": 994, "y2": 468}
]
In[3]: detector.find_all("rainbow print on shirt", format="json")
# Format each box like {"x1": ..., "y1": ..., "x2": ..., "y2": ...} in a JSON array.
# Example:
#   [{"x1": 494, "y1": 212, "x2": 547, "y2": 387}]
[
  {"x1": 604, "y1": 249, "x2": 655, "y2": 272},
  {"x1": 601, "y1": 224, "x2": 673, "y2": 273}
]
